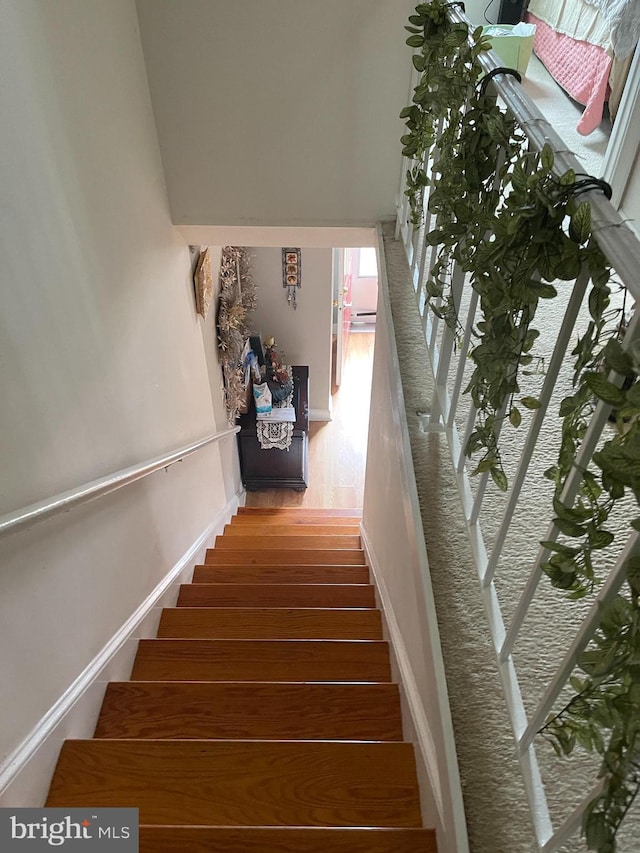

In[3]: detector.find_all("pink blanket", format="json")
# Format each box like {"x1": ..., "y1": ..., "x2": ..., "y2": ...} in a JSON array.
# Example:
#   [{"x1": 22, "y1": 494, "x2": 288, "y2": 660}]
[{"x1": 526, "y1": 12, "x2": 612, "y2": 135}]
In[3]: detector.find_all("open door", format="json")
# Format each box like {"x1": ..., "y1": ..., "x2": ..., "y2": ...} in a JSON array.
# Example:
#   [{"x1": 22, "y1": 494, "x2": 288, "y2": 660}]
[{"x1": 335, "y1": 248, "x2": 353, "y2": 387}]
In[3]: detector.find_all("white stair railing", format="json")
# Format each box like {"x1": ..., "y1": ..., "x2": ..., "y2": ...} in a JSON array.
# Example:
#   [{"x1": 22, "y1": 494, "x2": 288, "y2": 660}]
[{"x1": 395, "y1": 7, "x2": 640, "y2": 852}]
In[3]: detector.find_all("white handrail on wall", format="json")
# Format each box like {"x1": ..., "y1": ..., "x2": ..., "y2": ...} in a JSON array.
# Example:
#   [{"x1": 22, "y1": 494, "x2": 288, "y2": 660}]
[
  {"x1": 395, "y1": 7, "x2": 640, "y2": 852},
  {"x1": 0, "y1": 426, "x2": 240, "y2": 538}
]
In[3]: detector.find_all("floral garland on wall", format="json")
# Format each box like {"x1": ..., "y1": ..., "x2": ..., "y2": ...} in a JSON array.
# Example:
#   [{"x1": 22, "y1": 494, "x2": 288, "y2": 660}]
[{"x1": 216, "y1": 246, "x2": 257, "y2": 421}]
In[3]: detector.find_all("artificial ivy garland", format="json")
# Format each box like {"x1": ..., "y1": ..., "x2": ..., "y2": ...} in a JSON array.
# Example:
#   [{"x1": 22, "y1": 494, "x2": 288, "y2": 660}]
[{"x1": 401, "y1": 3, "x2": 640, "y2": 850}]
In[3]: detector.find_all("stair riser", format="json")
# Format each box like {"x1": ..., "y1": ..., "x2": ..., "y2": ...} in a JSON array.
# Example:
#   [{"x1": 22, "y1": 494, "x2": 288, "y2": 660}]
[
  {"x1": 191, "y1": 565, "x2": 369, "y2": 584},
  {"x1": 177, "y1": 584, "x2": 376, "y2": 608},
  {"x1": 205, "y1": 549, "x2": 366, "y2": 565},
  {"x1": 138, "y1": 827, "x2": 437, "y2": 852},
  {"x1": 223, "y1": 524, "x2": 361, "y2": 536},
  {"x1": 215, "y1": 535, "x2": 362, "y2": 550},
  {"x1": 157, "y1": 608, "x2": 383, "y2": 640}
]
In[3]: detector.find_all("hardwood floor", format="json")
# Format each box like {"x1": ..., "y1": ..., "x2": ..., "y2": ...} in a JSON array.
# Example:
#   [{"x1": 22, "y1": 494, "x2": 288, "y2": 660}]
[{"x1": 245, "y1": 330, "x2": 375, "y2": 509}]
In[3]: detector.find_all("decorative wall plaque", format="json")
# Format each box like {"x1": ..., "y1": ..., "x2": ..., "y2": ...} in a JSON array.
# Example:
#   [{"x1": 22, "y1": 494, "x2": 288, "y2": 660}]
[{"x1": 282, "y1": 247, "x2": 301, "y2": 309}]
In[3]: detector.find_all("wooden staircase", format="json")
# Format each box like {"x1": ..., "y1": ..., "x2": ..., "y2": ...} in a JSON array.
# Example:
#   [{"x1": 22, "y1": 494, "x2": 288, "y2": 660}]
[{"x1": 46, "y1": 507, "x2": 437, "y2": 852}]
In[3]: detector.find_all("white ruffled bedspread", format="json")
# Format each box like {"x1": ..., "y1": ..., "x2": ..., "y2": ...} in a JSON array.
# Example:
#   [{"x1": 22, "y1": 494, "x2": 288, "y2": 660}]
[
  {"x1": 583, "y1": 0, "x2": 640, "y2": 59},
  {"x1": 528, "y1": 0, "x2": 640, "y2": 58}
]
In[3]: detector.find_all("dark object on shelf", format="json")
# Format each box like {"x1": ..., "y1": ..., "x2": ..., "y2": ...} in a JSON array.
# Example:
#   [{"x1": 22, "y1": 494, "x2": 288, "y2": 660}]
[
  {"x1": 248, "y1": 335, "x2": 266, "y2": 368},
  {"x1": 498, "y1": 0, "x2": 527, "y2": 25},
  {"x1": 237, "y1": 366, "x2": 309, "y2": 490},
  {"x1": 269, "y1": 378, "x2": 294, "y2": 404}
]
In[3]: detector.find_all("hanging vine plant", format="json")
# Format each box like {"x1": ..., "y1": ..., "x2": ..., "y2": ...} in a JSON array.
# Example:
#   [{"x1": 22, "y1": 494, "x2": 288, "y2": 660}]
[
  {"x1": 401, "y1": 3, "x2": 640, "y2": 850},
  {"x1": 461, "y1": 149, "x2": 610, "y2": 490},
  {"x1": 539, "y1": 294, "x2": 640, "y2": 852},
  {"x1": 401, "y1": 2, "x2": 492, "y2": 226}
]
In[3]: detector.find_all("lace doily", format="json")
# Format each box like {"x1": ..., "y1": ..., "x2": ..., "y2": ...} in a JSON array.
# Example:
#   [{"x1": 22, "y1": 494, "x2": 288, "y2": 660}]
[{"x1": 257, "y1": 367, "x2": 294, "y2": 450}]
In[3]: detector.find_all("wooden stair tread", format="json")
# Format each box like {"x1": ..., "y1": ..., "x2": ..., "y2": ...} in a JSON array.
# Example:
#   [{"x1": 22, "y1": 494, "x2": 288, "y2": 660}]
[
  {"x1": 95, "y1": 682, "x2": 402, "y2": 740},
  {"x1": 131, "y1": 639, "x2": 391, "y2": 682},
  {"x1": 192, "y1": 564, "x2": 369, "y2": 585},
  {"x1": 177, "y1": 583, "x2": 376, "y2": 609},
  {"x1": 44, "y1": 507, "x2": 436, "y2": 848},
  {"x1": 205, "y1": 549, "x2": 366, "y2": 565},
  {"x1": 158, "y1": 607, "x2": 382, "y2": 639},
  {"x1": 46, "y1": 740, "x2": 422, "y2": 827},
  {"x1": 223, "y1": 523, "x2": 361, "y2": 536},
  {"x1": 138, "y1": 826, "x2": 437, "y2": 852}
]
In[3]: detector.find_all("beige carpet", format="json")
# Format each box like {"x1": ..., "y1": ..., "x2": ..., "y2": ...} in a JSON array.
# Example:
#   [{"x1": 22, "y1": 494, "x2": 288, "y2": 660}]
[{"x1": 521, "y1": 54, "x2": 610, "y2": 178}]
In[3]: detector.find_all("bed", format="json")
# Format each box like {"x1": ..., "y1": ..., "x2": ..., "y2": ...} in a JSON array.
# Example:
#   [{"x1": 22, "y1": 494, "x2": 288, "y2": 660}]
[{"x1": 525, "y1": 0, "x2": 640, "y2": 135}]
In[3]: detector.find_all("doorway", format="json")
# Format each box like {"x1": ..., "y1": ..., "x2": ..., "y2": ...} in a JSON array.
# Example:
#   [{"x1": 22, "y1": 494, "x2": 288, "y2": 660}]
[{"x1": 333, "y1": 247, "x2": 378, "y2": 387}]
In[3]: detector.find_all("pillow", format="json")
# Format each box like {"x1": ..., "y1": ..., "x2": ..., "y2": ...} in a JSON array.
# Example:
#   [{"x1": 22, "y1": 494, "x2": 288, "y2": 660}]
[{"x1": 252, "y1": 382, "x2": 272, "y2": 414}]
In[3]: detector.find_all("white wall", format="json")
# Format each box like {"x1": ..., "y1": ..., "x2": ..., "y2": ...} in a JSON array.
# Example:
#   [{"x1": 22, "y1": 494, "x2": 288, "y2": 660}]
[
  {"x1": 248, "y1": 248, "x2": 333, "y2": 419},
  {"x1": 361, "y1": 239, "x2": 468, "y2": 853},
  {"x1": 349, "y1": 248, "x2": 379, "y2": 319},
  {"x1": 177, "y1": 225, "x2": 377, "y2": 249},
  {"x1": 464, "y1": 0, "x2": 499, "y2": 25},
  {"x1": 620, "y1": 147, "x2": 640, "y2": 237},
  {"x1": 135, "y1": 0, "x2": 415, "y2": 228},
  {"x1": 0, "y1": 0, "x2": 241, "y2": 782}
]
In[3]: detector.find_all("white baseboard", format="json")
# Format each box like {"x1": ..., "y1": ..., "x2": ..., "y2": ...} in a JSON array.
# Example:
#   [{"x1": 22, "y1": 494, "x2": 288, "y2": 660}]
[
  {"x1": 360, "y1": 525, "x2": 469, "y2": 853},
  {"x1": 0, "y1": 489, "x2": 243, "y2": 807},
  {"x1": 360, "y1": 528, "x2": 443, "y2": 817},
  {"x1": 309, "y1": 408, "x2": 332, "y2": 422}
]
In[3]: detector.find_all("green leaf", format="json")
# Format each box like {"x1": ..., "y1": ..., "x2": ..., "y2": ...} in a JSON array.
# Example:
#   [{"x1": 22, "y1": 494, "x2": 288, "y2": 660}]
[
  {"x1": 560, "y1": 168, "x2": 576, "y2": 185},
  {"x1": 406, "y1": 34, "x2": 424, "y2": 47},
  {"x1": 555, "y1": 517, "x2": 587, "y2": 538},
  {"x1": 584, "y1": 373, "x2": 626, "y2": 406},
  {"x1": 490, "y1": 467, "x2": 508, "y2": 491},
  {"x1": 585, "y1": 811, "x2": 611, "y2": 850},
  {"x1": 520, "y1": 396, "x2": 541, "y2": 410},
  {"x1": 555, "y1": 254, "x2": 582, "y2": 281},
  {"x1": 522, "y1": 328, "x2": 540, "y2": 353},
  {"x1": 527, "y1": 281, "x2": 557, "y2": 299},
  {"x1": 540, "y1": 539, "x2": 580, "y2": 557},
  {"x1": 540, "y1": 143, "x2": 554, "y2": 173},
  {"x1": 588, "y1": 284, "x2": 610, "y2": 321},
  {"x1": 569, "y1": 201, "x2": 591, "y2": 244},
  {"x1": 475, "y1": 456, "x2": 496, "y2": 474},
  {"x1": 603, "y1": 337, "x2": 634, "y2": 378},
  {"x1": 509, "y1": 407, "x2": 522, "y2": 428},
  {"x1": 588, "y1": 529, "x2": 615, "y2": 550},
  {"x1": 625, "y1": 557, "x2": 640, "y2": 596},
  {"x1": 577, "y1": 649, "x2": 602, "y2": 674},
  {"x1": 625, "y1": 381, "x2": 640, "y2": 408}
]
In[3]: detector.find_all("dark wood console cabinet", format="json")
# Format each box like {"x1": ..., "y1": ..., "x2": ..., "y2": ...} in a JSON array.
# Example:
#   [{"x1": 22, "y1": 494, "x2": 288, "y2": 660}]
[{"x1": 237, "y1": 365, "x2": 309, "y2": 490}]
